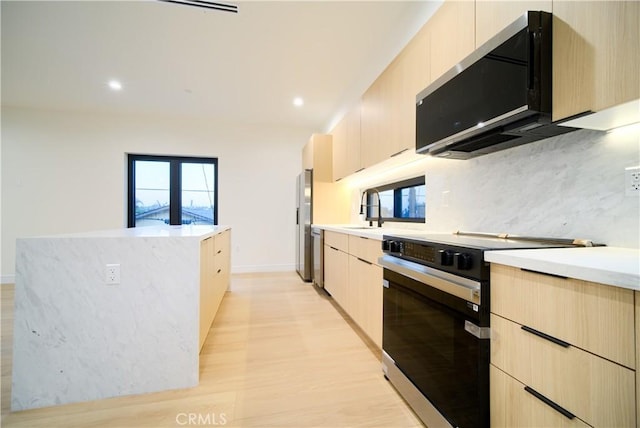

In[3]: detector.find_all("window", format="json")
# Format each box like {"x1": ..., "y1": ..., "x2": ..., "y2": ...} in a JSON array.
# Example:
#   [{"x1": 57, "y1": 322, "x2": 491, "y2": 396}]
[
  {"x1": 364, "y1": 176, "x2": 425, "y2": 223},
  {"x1": 127, "y1": 155, "x2": 218, "y2": 227}
]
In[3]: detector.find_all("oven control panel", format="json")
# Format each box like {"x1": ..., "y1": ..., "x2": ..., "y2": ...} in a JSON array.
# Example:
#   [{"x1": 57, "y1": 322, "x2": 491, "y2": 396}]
[{"x1": 382, "y1": 237, "x2": 487, "y2": 281}]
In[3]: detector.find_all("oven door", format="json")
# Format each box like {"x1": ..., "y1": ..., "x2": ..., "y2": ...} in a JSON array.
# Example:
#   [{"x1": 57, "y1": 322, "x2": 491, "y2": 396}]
[{"x1": 380, "y1": 255, "x2": 489, "y2": 428}]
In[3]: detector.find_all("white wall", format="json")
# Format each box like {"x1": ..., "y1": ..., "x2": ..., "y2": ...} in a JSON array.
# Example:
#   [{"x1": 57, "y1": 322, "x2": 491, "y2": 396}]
[
  {"x1": 1, "y1": 107, "x2": 308, "y2": 281},
  {"x1": 347, "y1": 126, "x2": 640, "y2": 248}
]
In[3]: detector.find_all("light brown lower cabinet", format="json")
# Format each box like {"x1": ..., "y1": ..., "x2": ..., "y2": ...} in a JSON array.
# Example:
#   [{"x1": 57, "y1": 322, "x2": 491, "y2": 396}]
[
  {"x1": 324, "y1": 244, "x2": 349, "y2": 310},
  {"x1": 199, "y1": 230, "x2": 231, "y2": 351},
  {"x1": 348, "y1": 255, "x2": 382, "y2": 348},
  {"x1": 324, "y1": 232, "x2": 383, "y2": 348},
  {"x1": 490, "y1": 263, "x2": 637, "y2": 427}
]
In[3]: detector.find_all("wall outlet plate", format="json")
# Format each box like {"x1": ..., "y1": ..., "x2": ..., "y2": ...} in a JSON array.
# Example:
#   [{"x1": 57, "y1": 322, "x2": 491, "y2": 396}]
[
  {"x1": 625, "y1": 166, "x2": 640, "y2": 196},
  {"x1": 105, "y1": 264, "x2": 120, "y2": 284}
]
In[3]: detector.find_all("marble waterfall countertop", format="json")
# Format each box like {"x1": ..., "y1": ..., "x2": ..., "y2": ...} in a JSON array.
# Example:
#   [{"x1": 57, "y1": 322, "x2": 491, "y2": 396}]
[
  {"x1": 36, "y1": 224, "x2": 230, "y2": 238},
  {"x1": 485, "y1": 247, "x2": 640, "y2": 291},
  {"x1": 11, "y1": 224, "x2": 230, "y2": 411}
]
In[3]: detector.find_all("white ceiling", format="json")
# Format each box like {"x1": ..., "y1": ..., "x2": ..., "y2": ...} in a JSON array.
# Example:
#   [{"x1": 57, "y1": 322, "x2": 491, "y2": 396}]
[{"x1": 1, "y1": 0, "x2": 441, "y2": 133}]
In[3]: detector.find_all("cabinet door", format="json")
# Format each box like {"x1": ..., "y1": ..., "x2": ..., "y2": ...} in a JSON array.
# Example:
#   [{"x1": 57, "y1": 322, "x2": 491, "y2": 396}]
[
  {"x1": 553, "y1": 1, "x2": 640, "y2": 121},
  {"x1": 332, "y1": 105, "x2": 362, "y2": 181},
  {"x1": 395, "y1": 24, "x2": 430, "y2": 156},
  {"x1": 331, "y1": 117, "x2": 348, "y2": 182},
  {"x1": 361, "y1": 261, "x2": 383, "y2": 348},
  {"x1": 348, "y1": 256, "x2": 383, "y2": 348},
  {"x1": 324, "y1": 245, "x2": 349, "y2": 310},
  {"x1": 475, "y1": 1, "x2": 551, "y2": 48},
  {"x1": 345, "y1": 103, "x2": 362, "y2": 175},
  {"x1": 491, "y1": 365, "x2": 591, "y2": 428},
  {"x1": 427, "y1": 0, "x2": 475, "y2": 85},
  {"x1": 360, "y1": 72, "x2": 391, "y2": 168}
]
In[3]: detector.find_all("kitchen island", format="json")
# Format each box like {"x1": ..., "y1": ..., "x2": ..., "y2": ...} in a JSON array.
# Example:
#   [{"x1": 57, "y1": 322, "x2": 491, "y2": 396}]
[{"x1": 11, "y1": 224, "x2": 230, "y2": 411}]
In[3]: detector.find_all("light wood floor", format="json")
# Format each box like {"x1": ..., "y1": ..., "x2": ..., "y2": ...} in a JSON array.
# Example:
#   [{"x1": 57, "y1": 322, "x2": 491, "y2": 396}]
[{"x1": 1, "y1": 272, "x2": 423, "y2": 427}]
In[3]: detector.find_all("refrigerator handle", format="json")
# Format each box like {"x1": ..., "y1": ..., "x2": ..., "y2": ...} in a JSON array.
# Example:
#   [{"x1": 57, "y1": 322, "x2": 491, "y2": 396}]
[{"x1": 296, "y1": 208, "x2": 299, "y2": 225}]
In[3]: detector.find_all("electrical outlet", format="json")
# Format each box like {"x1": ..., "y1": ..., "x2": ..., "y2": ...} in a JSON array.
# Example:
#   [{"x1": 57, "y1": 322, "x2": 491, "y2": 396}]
[
  {"x1": 105, "y1": 264, "x2": 120, "y2": 285},
  {"x1": 626, "y1": 166, "x2": 640, "y2": 196}
]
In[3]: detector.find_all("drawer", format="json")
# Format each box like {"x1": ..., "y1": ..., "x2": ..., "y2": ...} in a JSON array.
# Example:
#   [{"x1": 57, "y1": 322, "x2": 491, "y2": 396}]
[
  {"x1": 491, "y1": 264, "x2": 635, "y2": 368},
  {"x1": 214, "y1": 230, "x2": 230, "y2": 254},
  {"x1": 325, "y1": 230, "x2": 349, "y2": 252},
  {"x1": 491, "y1": 314, "x2": 636, "y2": 428},
  {"x1": 490, "y1": 365, "x2": 591, "y2": 428},
  {"x1": 214, "y1": 254, "x2": 228, "y2": 276},
  {"x1": 348, "y1": 235, "x2": 382, "y2": 265}
]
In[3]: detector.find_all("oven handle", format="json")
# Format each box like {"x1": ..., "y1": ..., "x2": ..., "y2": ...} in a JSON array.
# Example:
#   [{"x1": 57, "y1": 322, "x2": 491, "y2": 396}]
[
  {"x1": 378, "y1": 254, "x2": 481, "y2": 304},
  {"x1": 465, "y1": 320, "x2": 491, "y2": 339}
]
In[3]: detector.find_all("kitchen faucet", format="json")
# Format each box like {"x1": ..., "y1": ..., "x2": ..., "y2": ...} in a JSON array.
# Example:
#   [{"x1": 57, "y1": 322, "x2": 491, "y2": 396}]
[{"x1": 359, "y1": 188, "x2": 383, "y2": 228}]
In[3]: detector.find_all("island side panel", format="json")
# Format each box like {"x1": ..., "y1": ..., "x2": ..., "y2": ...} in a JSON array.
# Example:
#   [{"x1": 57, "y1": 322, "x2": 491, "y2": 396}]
[{"x1": 11, "y1": 235, "x2": 201, "y2": 411}]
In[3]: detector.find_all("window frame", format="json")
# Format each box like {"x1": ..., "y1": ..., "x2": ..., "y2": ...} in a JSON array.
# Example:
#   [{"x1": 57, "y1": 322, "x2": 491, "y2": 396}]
[
  {"x1": 365, "y1": 176, "x2": 425, "y2": 223},
  {"x1": 127, "y1": 154, "x2": 219, "y2": 227}
]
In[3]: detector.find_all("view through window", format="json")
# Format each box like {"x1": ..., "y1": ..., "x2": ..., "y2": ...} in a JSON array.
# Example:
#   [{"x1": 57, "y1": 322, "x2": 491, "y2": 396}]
[
  {"x1": 127, "y1": 155, "x2": 218, "y2": 227},
  {"x1": 366, "y1": 176, "x2": 425, "y2": 223}
]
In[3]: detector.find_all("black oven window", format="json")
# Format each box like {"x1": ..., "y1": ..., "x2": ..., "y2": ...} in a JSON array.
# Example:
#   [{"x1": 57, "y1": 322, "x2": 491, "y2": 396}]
[{"x1": 365, "y1": 176, "x2": 425, "y2": 223}]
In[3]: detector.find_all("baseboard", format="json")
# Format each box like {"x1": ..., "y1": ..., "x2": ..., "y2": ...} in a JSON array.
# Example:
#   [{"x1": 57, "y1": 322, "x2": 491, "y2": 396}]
[
  {"x1": 1, "y1": 274, "x2": 16, "y2": 285},
  {"x1": 231, "y1": 264, "x2": 295, "y2": 274}
]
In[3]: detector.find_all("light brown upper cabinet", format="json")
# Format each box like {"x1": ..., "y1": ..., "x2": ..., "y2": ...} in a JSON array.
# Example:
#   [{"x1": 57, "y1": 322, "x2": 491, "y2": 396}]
[
  {"x1": 360, "y1": 68, "x2": 392, "y2": 169},
  {"x1": 427, "y1": 0, "x2": 475, "y2": 86},
  {"x1": 302, "y1": 133, "x2": 332, "y2": 182},
  {"x1": 360, "y1": 16, "x2": 430, "y2": 170},
  {"x1": 475, "y1": 0, "x2": 552, "y2": 48},
  {"x1": 552, "y1": 1, "x2": 640, "y2": 121},
  {"x1": 389, "y1": 24, "x2": 430, "y2": 160},
  {"x1": 345, "y1": 103, "x2": 362, "y2": 176},
  {"x1": 303, "y1": 134, "x2": 350, "y2": 223},
  {"x1": 331, "y1": 103, "x2": 362, "y2": 182},
  {"x1": 330, "y1": 117, "x2": 348, "y2": 182}
]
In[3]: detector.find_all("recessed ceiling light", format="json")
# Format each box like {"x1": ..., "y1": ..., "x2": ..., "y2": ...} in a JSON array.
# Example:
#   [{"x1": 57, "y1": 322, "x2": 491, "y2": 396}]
[
  {"x1": 108, "y1": 80, "x2": 122, "y2": 91},
  {"x1": 293, "y1": 97, "x2": 304, "y2": 107}
]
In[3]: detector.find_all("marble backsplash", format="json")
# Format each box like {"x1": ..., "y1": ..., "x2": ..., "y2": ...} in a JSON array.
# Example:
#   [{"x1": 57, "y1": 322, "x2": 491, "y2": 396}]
[{"x1": 423, "y1": 127, "x2": 640, "y2": 248}]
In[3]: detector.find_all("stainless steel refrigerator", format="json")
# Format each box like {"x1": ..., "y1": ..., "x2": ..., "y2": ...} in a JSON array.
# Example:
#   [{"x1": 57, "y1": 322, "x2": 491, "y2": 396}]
[{"x1": 296, "y1": 169, "x2": 313, "y2": 282}]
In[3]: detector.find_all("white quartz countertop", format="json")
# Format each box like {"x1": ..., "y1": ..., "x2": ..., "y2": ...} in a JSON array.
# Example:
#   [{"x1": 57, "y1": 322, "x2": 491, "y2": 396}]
[
  {"x1": 314, "y1": 224, "x2": 430, "y2": 241},
  {"x1": 485, "y1": 247, "x2": 640, "y2": 291},
  {"x1": 28, "y1": 225, "x2": 230, "y2": 239}
]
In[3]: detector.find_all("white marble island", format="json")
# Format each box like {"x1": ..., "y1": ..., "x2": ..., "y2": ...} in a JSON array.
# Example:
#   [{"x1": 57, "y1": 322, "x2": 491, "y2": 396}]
[{"x1": 11, "y1": 224, "x2": 230, "y2": 411}]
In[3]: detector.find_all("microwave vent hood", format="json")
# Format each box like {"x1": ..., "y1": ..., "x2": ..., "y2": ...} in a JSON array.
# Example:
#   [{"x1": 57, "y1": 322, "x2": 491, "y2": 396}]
[{"x1": 415, "y1": 11, "x2": 578, "y2": 160}]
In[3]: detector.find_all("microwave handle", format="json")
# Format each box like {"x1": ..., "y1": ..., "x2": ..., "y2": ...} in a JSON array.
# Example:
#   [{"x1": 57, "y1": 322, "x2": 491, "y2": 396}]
[{"x1": 528, "y1": 30, "x2": 536, "y2": 90}]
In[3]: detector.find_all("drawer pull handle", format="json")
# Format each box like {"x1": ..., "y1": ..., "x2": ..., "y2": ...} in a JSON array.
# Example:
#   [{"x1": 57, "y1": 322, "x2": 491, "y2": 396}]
[
  {"x1": 524, "y1": 386, "x2": 576, "y2": 420},
  {"x1": 217, "y1": 269, "x2": 222, "y2": 274},
  {"x1": 521, "y1": 268, "x2": 567, "y2": 280},
  {"x1": 521, "y1": 325, "x2": 570, "y2": 348},
  {"x1": 357, "y1": 257, "x2": 373, "y2": 265}
]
